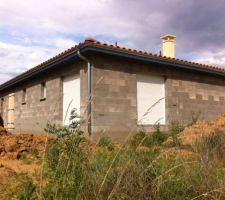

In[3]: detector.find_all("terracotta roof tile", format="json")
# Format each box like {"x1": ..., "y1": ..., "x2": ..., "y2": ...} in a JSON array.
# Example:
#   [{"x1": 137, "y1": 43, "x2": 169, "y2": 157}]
[{"x1": 0, "y1": 37, "x2": 224, "y2": 91}]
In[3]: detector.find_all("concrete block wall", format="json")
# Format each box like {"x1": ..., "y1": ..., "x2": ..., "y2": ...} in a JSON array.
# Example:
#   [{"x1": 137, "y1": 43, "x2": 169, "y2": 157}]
[
  {"x1": 0, "y1": 95, "x2": 8, "y2": 127},
  {"x1": 0, "y1": 60, "x2": 88, "y2": 133},
  {"x1": 91, "y1": 54, "x2": 225, "y2": 140},
  {"x1": 165, "y1": 76, "x2": 225, "y2": 124},
  {"x1": 91, "y1": 55, "x2": 137, "y2": 140},
  {"x1": 0, "y1": 52, "x2": 224, "y2": 141},
  {"x1": 13, "y1": 77, "x2": 62, "y2": 133}
]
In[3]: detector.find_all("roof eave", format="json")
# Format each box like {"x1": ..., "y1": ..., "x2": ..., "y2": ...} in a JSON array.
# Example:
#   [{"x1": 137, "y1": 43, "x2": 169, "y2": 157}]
[
  {"x1": 82, "y1": 46, "x2": 225, "y2": 77},
  {"x1": 0, "y1": 50, "x2": 78, "y2": 92},
  {"x1": 0, "y1": 44, "x2": 224, "y2": 92}
]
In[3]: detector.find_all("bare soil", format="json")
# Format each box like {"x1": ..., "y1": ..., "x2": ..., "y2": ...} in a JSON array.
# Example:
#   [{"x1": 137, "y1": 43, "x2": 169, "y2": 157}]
[
  {"x1": 0, "y1": 129, "x2": 55, "y2": 191},
  {"x1": 0, "y1": 115, "x2": 224, "y2": 197}
]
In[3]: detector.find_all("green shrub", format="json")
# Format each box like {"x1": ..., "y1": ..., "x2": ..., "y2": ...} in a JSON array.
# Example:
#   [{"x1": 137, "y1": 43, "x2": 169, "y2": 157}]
[
  {"x1": 32, "y1": 108, "x2": 86, "y2": 199},
  {"x1": 129, "y1": 131, "x2": 146, "y2": 148},
  {"x1": 151, "y1": 123, "x2": 168, "y2": 145},
  {"x1": 44, "y1": 108, "x2": 83, "y2": 138},
  {"x1": 142, "y1": 124, "x2": 167, "y2": 147},
  {"x1": 12, "y1": 111, "x2": 225, "y2": 200},
  {"x1": 130, "y1": 126, "x2": 167, "y2": 149},
  {"x1": 97, "y1": 136, "x2": 114, "y2": 150},
  {"x1": 43, "y1": 125, "x2": 86, "y2": 199}
]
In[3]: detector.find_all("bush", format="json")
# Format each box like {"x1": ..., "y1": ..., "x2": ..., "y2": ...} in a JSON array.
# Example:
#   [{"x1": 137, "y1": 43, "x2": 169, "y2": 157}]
[
  {"x1": 44, "y1": 108, "x2": 83, "y2": 137},
  {"x1": 128, "y1": 131, "x2": 146, "y2": 148},
  {"x1": 41, "y1": 108, "x2": 86, "y2": 199},
  {"x1": 12, "y1": 112, "x2": 225, "y2": 200},
  {"x1": 129, "y1": 125, "x2": 167, "y2": 149},
  {"x1": 97, "y1": 136, "x2": 114, "y2": 150},
  {"x1": 151, "y1": 123, "x2": 168, "y2": 145}
]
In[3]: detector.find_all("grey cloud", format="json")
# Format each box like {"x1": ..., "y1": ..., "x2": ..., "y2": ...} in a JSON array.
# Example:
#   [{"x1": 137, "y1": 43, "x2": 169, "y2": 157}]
[
  {"x1": 108, "y1": 0, "x2": 225, "y2": 58},
  {"x1": 1, "y1": 0, "x2": 225, "y2": 73}
]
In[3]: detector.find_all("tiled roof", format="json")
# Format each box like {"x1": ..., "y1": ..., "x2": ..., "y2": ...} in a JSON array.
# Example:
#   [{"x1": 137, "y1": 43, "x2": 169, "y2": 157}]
[
  {"x1": 86, "y1": 37, "x2": 225, "y2": 74},
  {"x1": 0, "y1": 37, "x2": 225, "y2": 91}
]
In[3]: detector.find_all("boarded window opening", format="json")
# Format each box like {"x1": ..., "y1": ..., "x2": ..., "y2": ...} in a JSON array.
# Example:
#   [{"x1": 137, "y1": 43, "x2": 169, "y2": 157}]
[
  {"x1": 40, "y1": 82, "x2": 47, "y2": 100},
  {"x1": 22, "y1": 89, "x2": 26, "y2": 104},
  {"x1": 137, "y1": 74, "x2": 165, "y2": 125}
]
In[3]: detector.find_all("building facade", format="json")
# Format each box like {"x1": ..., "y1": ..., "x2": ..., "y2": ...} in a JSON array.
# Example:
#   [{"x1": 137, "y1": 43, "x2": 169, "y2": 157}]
[{"x1": 0, "y1": 36, "x2": 225, "y2": 140}]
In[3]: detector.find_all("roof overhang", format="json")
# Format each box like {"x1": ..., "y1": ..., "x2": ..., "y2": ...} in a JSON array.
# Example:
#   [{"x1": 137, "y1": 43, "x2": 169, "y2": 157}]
[
  {"x1": 0, "y1": 50, "x2": 78, "y2": 91},
  {"x1": 82, "y1": 46, "x2": 225, "y2": 77},
  {"x1": 0, "y1": 44, "x2": 225, "y2": 92}
]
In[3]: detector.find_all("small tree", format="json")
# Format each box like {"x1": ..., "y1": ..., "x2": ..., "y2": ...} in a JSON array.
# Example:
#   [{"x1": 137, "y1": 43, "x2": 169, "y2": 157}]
[{"x1": 44, "y1": 108, "x2": 83, "y2": 137}]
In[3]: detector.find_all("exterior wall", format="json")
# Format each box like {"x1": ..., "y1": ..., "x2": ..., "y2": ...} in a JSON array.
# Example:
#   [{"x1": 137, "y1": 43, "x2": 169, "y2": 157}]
[
  {"x1": 13, "y1": 77, "x2": 62, "y2": 132},
  {"x1": 91, "y1": 54, "x2": 225, "y2": 141},
  {"x1": 0, "y1": 95, "x2": 8, "y2": 127},
  {"x1": 0, "y1": 60, "x2": 88, "y2": 134},
  {"x1": 0, "y1": 52, "x2": 224, "y2": 141},
  {"x1": 91, "y1": 55, "x2": 137, "y2": 140},
  {"x1": 165, "y1": 75, "x2": 225, "y2": 124}
]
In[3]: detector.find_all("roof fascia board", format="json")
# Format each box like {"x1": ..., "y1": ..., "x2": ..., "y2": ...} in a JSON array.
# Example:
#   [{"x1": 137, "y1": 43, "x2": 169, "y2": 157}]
[
  {"x1": 81, "y1": 46, "x2": 225, "y2": 77},
  {"x1": 1, "y1": 44, "x2": 225, "y2": 91}
]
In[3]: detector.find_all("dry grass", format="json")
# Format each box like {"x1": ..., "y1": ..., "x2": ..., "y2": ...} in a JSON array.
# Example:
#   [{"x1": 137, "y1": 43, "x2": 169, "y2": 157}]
[{"x1": 1, "y1": 116, "x2": 225, "y2": 199}]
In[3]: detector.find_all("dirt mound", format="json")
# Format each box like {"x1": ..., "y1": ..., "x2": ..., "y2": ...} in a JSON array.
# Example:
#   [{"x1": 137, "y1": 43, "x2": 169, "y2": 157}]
[
  {"x1": 0, "y1": 126, "x2": 8, "y2": 136},
  {"x1": 0, "y1": 162, "x2": 17, "y2": 177},
  {"x1": 0, "y1": 132, "x2": 56, "y2": 192},
  {"x1": 179, "y1": 115, "x2": 225, "y2": 146},
  {"x1": 0, "y1": 133, "x2": 55, "y2": 159}
]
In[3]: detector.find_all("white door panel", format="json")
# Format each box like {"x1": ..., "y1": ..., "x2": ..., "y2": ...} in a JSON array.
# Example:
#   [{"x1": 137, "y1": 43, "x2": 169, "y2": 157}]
[{"x1": 63, "y1": 74, "x2": 80, "y2": 125}]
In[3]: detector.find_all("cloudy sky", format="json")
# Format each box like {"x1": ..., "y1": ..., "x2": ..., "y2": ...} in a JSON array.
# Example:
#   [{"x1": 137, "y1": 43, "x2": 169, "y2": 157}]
[{"x1": 0, "y1": 0, "x2": 225, "y2": 84}]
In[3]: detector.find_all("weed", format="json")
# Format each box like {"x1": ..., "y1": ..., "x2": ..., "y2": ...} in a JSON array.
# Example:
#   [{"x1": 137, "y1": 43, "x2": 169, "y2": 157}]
[
  {"x1": 17, "y1": 179, "x2": 36, "y2": 200},
  {"x1": 28, "y1": 148, "x2": 39, "y2": 158},
  {"x1": 129, "y1": 125, "x2": 167, "y2": 149},
  {"x1": 97, "y1": 136, "x2": 114, "y2": 150},
  {"x1": 193, "y1": 129, "x2": 225, "y2": 165},
  {"x1": 129, "y1": 131, "x2": 146, "y2": 148},
  {"x1": 152, "y1": 123, "x2": 168, "y2": 145},
  {"x1": 187, "y1": 112, "x2": 201, "y2": 127},
  {"x1": 11, "y1": 113, "x2": 225, "y2": 200},
  {"x1": 169, "y1": 121, "x2": 184, "y2": 147}
]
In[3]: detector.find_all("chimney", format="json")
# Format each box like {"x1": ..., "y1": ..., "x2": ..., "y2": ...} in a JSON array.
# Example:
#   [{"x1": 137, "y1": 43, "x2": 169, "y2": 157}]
[{"x1": 160, "y1": 34, "x2": 176, "y2": 58}]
